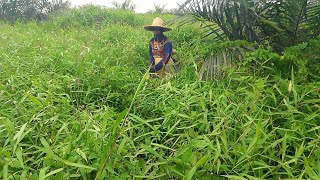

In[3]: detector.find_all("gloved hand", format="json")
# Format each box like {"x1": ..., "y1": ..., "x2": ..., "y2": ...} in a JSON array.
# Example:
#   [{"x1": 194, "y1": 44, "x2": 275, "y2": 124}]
[{"x1": 150, "y1": 61, "x2": 165, "y2": 72}]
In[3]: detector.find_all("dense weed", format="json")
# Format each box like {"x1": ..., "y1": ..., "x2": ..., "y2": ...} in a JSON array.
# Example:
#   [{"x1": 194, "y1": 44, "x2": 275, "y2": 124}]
[{"x1": 0, "y1": 6, "x2": 319, "y2": 179}]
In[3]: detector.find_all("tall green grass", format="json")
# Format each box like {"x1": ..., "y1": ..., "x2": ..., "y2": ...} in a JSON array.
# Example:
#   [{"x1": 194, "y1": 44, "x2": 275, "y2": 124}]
[{"x1": 1, "y1": 6, "x2": 319, "y2": 179}]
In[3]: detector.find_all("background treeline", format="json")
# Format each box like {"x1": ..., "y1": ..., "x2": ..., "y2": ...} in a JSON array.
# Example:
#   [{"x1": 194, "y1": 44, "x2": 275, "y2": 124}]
[
  {"x1": 0, "y1": 0, "x2": 180, "y2": 23},
  {"x1": 0, "y1": 0, "x2": 70, "y2": 22}
]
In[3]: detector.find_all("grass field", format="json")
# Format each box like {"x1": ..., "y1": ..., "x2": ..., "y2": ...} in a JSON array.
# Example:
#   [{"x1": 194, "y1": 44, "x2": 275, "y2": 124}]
[{"x1": 1, "y1": 5, "x2": 320, "y2": 179}]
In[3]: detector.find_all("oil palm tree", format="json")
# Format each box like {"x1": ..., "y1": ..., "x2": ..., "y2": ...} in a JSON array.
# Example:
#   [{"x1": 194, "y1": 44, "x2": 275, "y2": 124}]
[
  {"x1": 176, "y1": 0, "x2": 320, "y2": 80},
  {"x1": 178, "y1": 0, "x2": 320, "y2": 50}
]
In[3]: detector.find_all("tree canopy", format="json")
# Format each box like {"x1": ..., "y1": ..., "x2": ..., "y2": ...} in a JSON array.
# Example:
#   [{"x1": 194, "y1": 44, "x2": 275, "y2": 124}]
[{"x1": 0, "y1": 0, "x2": 70, "y2": 22}]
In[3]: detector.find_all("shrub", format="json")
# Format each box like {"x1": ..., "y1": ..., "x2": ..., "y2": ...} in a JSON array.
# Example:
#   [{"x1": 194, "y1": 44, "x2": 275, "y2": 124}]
[
  {"x1": 53, "y1": 5, "x2": 145, "y2": 29},
  {"x1": 0, "y1": 0, "x2": 70, "y2": 23}
]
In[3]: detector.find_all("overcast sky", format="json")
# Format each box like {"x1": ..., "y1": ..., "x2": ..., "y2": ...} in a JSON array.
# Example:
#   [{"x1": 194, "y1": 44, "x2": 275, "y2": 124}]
[{"x1": 70, "y1": 0, "x2": 186, "y2": 13}]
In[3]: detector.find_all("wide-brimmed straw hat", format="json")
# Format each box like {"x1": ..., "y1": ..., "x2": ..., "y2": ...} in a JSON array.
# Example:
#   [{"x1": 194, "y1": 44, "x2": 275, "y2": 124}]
[{"x1": 144, "y1": 17, "x2": 172, "y2": 32}]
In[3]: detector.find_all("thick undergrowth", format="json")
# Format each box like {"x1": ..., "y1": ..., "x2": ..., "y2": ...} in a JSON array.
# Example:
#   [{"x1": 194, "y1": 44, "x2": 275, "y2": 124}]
[{"x1": 0, "y1": 6, "x2": 319, "y2": 179}]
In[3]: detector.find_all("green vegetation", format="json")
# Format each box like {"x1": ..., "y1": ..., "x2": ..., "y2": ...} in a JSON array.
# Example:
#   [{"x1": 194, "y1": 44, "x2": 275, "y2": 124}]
[
  {"x1": 0, "y1": 0, "x2": 70, "y2": 22},
  {"x1": 1, "y1": 5, "x2": 320, "y2": 179},
  {"x1": 178, "y1": 0, "x2": 320, "y2": 52}
]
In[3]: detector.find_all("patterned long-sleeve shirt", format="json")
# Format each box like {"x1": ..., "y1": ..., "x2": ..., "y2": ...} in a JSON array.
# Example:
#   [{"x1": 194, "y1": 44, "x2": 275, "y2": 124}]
[{"x1": 148, "y1": 37, "x2": 172, "y2": 72}]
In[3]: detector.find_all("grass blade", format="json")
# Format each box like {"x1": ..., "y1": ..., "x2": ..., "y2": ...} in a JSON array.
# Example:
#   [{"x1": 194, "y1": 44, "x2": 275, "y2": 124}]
[
  {"x1": 45, "y1": 168, "x2": 64, "y2": 178},
  {"x1": 186, "y1": 155, "x2": 209, "y2": 180},
  {"x1": 141, "y1": 144, "x2": 163, "y2": 160}
]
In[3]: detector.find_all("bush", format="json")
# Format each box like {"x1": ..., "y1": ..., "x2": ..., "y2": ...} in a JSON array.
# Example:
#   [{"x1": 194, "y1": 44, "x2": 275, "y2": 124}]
[
  {"x1": 276, "y1": 36, "x2": 320, "y2": 83},
  {"x1": 54, "y1": 5, "x2": 145, "y2": 29},
  {"x1": 0, "y1": 0, "x2": 70, "y2": 23},
  {"x1": 241, "y1": 36, "x2": 320, "y2": 83}
]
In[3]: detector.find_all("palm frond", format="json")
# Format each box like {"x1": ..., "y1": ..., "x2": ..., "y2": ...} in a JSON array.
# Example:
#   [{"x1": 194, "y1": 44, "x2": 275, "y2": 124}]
[
  {"x1": 257, "y1": 0, "x2": 320, "y2": 50},
  {"x1": 198, "y1": 46, "x2": 246, "y2": 81},
  {"x1": 305, "y1": 0, "x2": 320, "y2": 37},
  {"x1": 176, "y1": 0, "x2": 261, "y2": 42},
  {"x1": 176, "y1": 0, "x2": 320, "y2": 52}
]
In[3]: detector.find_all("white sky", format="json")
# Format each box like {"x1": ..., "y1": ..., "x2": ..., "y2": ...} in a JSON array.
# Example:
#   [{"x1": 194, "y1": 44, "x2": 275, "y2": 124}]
[{"x1": 70, "y1": 0, "x2": 186, "y2": 13}]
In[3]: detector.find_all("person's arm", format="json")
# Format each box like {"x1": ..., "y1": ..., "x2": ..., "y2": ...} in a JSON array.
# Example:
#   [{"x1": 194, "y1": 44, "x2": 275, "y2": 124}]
[
  {"x1": 150, "y1": 42, "x2": 172, "y2": 72},
  {"x1": 149, "y1": 42, "x2": 155, "y2": 66}
]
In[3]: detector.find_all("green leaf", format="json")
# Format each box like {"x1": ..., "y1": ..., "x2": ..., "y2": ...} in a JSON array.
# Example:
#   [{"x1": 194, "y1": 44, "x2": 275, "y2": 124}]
[
  {"x1": 34, "y1": 146, "x2": 95, "y2": 170},
  {"x1": 76, "y1": 148, "x2": 88, "y2": 163},
  {"x1": 38, "y1": 167, "x2": 49, "y2": 180},
  {"x1": 96, "y1": 108, "x2": 128, "y2": 179},
  {"x1": 130, "y1": 113, "x2": 156, "y2": 131},
  {"x1": 27, "y1": 94, "x2": 43, "y2": 106},
  {"x1": 246, "y1": 136, "x2": 258, "y2": 155},
  {"x1": 282, "y1": 133, "x2": 288, "y2": 162},
  {"x1": 134, "y1": 174, "x2": 166, "y2": 179},
  {"x1": 16, "y1": 147, "x2": 24, "y2": 168},
  {"x1": 3, "y1": 164, "x2": 8, "y2": 180},
  {"x1": 64, "y1": 161, "x2": 96, "y2": 170},
  {"x1": 170, "y1": 166, "x2": 185, "y2": 177},
  {"x1": 141, "y1": 144, "x2": 163, "y2": 160},
  {"x1": 186, "y1": 155, "x2": 209, "y2": 180},
  {"x1": 116, "y1": 137, "x2": 127, "y2": 155},
  {"x1": 295, "y1": 141, "x2": 304, "y2": 159},
  {"x1": 164, "y1": 119, "x2": 181, "y2": 138},
  {"x1": 112, "y1": 108, "x2": 129, "y2": 133},
  {"x1": 175, "y1": 145, "x2": 190, "y2": 158},
  {"x1": 13, "y1": 123, "x2": 30, "y2": 153},
  {"x1": 216, "y1": 159, "x2": 221, "y2": 174},
  {"x1": 13, "y1": 123, "x2": 27, "y2": 141},
  {"x1": 260, "y1": 18, "x2": 284, "y2": 32},
  {"x1": 304, "y1": 157, "x2": 316, "y2": 177},
  {"x1": 40, "y1": 137, "x2": 53, "y2": 154},
  {"x1": 213, "y1": 138, "x2": 221, "y2": 163},
  {"x1": 45, "y1": 168, "x2": 64, "y2": 178},
  {"x1": 307, "y1": 126, "x2": 320, "y2": 132},
  {"x1": 194, "y1": 140, "x2": 209, "y2": 149},
  {"x1": 20, "y1": 171, "x2": 27, "y2": 180},
  {"x1": 222, "y1": 175, "x2": 247, "y2": 180},
  {"x1": 151, "y1": 142, "x2": 174, "y2": 151}
]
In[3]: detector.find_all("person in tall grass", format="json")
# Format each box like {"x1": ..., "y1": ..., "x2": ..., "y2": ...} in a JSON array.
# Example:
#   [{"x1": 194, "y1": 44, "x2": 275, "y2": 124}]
[{"x1": 144, "y1": 17, "x2": 176, "y2": 76}]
